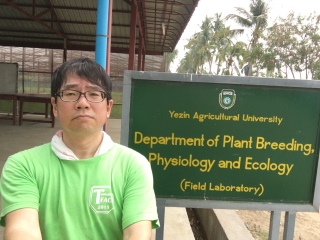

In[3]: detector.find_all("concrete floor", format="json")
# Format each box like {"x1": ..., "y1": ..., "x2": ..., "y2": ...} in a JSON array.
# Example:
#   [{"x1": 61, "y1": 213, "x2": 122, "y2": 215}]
[{"x1": 0, "y1": 116, "x2": 194, "y2": 240}]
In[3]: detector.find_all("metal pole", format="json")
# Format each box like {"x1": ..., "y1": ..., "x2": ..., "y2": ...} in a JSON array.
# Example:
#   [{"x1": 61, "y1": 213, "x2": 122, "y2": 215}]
[
  {"x1": 96, "y1": 0, "x2": 109, "y2": 131},
  {"x1": 155, "y1": 199, "x2": 166, "y2": 240},
  {"x1": 283, "y1": 211, "x2": 296, "y2": 240},
  {"x1": 106, "y1": 0, "x2": 113, "y2": 75},
  {"x1": 95, "y1": 0, "x2": 109, "y2": 69},
  {"x1": 269, "y1": 211, "x2": 281, "y2": 240}
]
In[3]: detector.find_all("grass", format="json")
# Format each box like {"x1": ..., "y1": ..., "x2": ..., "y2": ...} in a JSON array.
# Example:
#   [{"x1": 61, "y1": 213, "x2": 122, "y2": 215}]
[
  {"x1": 110, "y1": 91, "x2": 123, "y2": 119},
  {"x1": 111, "y1": 91, "x2": 122, "y2": 104},
  {"x1": 245, "y1": 222, "x2": 269, "y2": 240},
  {"x1": 110, "y1": 103, "x2": 122, "y2": 119}
]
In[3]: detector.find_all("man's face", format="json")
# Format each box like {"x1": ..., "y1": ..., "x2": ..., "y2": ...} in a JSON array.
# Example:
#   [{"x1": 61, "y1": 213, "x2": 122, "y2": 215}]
[{"x1": 51, "y1": 74, "x2": 113, "y2": 135}]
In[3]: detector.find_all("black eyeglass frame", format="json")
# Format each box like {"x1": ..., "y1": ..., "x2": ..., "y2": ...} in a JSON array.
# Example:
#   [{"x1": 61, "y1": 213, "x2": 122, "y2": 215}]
[{"x1": 54, "y1": 90, "x2": 109, "y2": 103}]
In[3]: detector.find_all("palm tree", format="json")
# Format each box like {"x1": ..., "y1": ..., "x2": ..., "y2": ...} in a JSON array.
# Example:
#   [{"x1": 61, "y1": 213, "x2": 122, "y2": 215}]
[
  {"x1": 184, "y1": 16, "x2": 214, "y2": 74},
  {"x1": 176, "y1": 50, "x2": 197, "y2": 73},
  {"x1": 226, "y1": 0, "x2": 269, "y2": 76},
  {"x1": 209, "y1": 13, "x2": 245, "y2": 75},
  {"x1": 164, "y1": 49, "x2": 178, "y2": 72},
  {"x1": 179, "y1": 13, "x2": 244, "y2": 75},
  {"x1": 222, "y1": 41, "x2": 249, "y2": 76}
]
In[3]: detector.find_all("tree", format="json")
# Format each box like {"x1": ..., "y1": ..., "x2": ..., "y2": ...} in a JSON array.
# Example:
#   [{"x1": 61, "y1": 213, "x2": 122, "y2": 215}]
[
  {"x1": 210, "y1": 13, "x2": 244, "y2": 75},
  {"x1": 263, "y1": 12, "x2": 320, "y2": 79},
  {"x1": 176, "y1": 50, "x2": 197, "y2": 73},
  {"x1": 165, "y1": 49, "x2": 178, "y2": 72},
  {"x1": 177, "y1": 14, "x2": 245, "y2": 75},
  {"x1": 226, "y1": 0, "x2": 269, "y2": 76},
  {"x1": 184, "y1": 16, "x2": 214, "y2": 74},
  {"x1": 296, "y1": 13, "x2": 320, "y2": 79}
]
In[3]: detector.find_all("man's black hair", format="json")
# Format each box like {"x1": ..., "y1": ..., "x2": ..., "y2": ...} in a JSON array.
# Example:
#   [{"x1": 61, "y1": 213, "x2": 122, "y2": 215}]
[{"x1": 51, "y1": 58, "x2": 112, "y2": 102}]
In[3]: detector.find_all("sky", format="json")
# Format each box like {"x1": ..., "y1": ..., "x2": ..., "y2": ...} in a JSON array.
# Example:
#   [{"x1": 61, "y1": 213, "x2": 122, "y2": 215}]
[{"x1": 170, "y1": 0, "x2": 320, "y2": 72}]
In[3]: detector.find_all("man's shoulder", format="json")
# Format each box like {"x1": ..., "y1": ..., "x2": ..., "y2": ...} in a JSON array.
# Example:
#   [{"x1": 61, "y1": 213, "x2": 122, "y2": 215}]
[
  {"x1": 8, "y1": 143, "x2": 52, "y2": 162},
  {"x1": 109, "y1": 143, "x2": 150, "y2": 166},
  {"x1": 111, "y1": 143, "x2": 144, "y2": 157},
  {"x1": 14, "y1": 142, "x2": 51, "y2": 154},
  {"x1": 3, "y1": 143, "x2": 53, "y2": 175}
]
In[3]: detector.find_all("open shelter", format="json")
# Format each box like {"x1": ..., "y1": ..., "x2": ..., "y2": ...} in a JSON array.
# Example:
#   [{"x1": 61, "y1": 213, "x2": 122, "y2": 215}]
[{"x1": 0, "y1": 0, "x2": 200, "y2": 124}]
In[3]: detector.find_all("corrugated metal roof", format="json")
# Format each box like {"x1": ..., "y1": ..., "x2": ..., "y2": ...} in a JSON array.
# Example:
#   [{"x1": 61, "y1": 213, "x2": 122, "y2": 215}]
[{"x1": 0, "y1": 0, "x2": 200, "y2": 55}]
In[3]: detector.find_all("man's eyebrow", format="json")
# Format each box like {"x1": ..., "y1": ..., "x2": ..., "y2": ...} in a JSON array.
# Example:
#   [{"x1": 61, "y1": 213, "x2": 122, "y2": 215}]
[
  {"x1": 62, "y1": 84, "x2": 103, "y2": 91},
  {"x1": 86, "y1": 85, "x2": 104, "y2": 91},
  {"x1": 62, "y1": 84, "x2": 78, "y2": 89}
]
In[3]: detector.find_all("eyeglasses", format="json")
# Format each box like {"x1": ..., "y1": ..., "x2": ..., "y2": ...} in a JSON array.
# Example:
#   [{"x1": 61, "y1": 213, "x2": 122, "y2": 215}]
[{"x1": 55, "y1": 90, "x2": 107, "y2": 103}]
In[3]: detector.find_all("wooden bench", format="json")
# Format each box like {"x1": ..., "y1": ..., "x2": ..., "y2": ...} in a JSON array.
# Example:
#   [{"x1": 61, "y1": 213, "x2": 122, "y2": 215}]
[
  {"x1": 0, "y1": 93, "x2": 18, "y2": 125},
  {"x1": 17, "y1": 94, "x2": 55, "y2": 127}
]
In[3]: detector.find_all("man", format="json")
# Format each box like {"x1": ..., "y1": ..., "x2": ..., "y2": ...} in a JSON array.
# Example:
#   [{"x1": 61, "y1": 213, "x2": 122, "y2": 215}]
[{"x1": 0, "y1": 58, "x2": 159, "y2": 239}]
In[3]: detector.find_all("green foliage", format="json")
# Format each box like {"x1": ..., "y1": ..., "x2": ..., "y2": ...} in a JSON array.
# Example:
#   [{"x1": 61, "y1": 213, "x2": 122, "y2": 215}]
[
  {"x1": 111, "y1": 91, "x2": 123, "y2": 104},
  {"x1": 110, "y1": 91, "x2": 123, "y2": 119},
  {"x1": 165, "y1": 50, "x2": 178, "y2": 72},
  {"x1": 263, "y1": 12, "x2": 320, "y2": 79},
  {"x1": 176, "y1": 0, "x2": 320, "y2": 80},
  {"x1": 177, "y1": 14, "x2": 247, "y2": 75},
  {"x1": 110, "y1": 104, "x2": 122, "y2": 119}
]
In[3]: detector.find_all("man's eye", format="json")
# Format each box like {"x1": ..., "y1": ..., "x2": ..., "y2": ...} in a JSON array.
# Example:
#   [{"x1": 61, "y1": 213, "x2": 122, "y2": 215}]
[
  {"x1": 88, "y1": 92, "x2": 100, "y2": 97},
  {"x1": 65, "y1": 91, "x2": 76, "y2": 96}
]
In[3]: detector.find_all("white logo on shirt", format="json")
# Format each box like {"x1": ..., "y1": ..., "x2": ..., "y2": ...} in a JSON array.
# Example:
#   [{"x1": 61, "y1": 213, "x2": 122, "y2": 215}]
[{"x1": 89, "y1": 186, "x2": 114, "y2": 214}]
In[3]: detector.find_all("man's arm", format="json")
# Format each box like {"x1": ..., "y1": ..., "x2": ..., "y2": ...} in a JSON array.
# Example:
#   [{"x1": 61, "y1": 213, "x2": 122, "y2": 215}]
[
  {"x1": 4, "y1": 208, "x2": 42, "y2": 240},
  {"x1": 123, "y1": 220, "x2": 152, "y2": 240}
]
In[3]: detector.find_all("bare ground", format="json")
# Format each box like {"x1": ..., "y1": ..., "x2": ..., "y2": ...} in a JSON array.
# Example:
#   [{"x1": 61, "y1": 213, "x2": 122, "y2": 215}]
[
  {"x1": 237, "y1": 210, "x2": 320, "y2": 240},
  {"x1": 187, "y1": 208, "x2": 320, "y2": 240}
]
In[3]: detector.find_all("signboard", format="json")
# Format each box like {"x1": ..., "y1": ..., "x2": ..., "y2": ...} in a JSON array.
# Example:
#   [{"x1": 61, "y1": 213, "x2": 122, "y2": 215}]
[
  {"x1": 0, "y1": 62, "x2": 18, "y2": 94},
  {"x1": 121, "y1": 71, "x2": 320, "y2": 211}
]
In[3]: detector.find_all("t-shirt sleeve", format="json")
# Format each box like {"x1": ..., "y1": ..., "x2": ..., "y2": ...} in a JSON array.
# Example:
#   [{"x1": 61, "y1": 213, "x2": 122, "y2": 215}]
[
  {"x1": 0, "y1": 154, "x2": 40, "y2": 226},
  {"x1": 121, "y1": 154, "x2": 160, "y2": 230}
]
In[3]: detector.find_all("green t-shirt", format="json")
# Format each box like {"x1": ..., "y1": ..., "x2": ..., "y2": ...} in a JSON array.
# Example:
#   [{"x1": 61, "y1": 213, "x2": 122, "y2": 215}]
[{"x1": 0, "y1": 143, "x2": 159, "y2": 239}]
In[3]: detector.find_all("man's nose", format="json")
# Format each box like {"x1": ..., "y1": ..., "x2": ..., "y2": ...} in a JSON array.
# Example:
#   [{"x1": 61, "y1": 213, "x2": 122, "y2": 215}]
[{"x1": 76, "y1": 94, "x2": 90, "y2": 108}]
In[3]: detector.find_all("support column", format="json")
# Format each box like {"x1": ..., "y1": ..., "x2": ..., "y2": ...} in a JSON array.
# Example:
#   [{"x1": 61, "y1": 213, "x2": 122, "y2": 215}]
[
  {"x1": 106, "y1": 0, "x2": 113, "y2": 75},
  {"x1": 137, "y1": 33, "x2": 142, "y2": 70},
  {"x1": 283, "y1": 211, "x2": 296, "y2": 240},
  {"x1": 142, "y1": 52, "x2": 145, "y2": 71},
  {"x1": 63, "y1": 38, "x2": 67, "y2": 62},
  {"x1": 269, "y1": 211, "x2": 281, "y2": 240},
  {"x1": 128, "y1": 1, "x2": 137, "y2": 70},
  {"x1": 95, "y1": 0, "x2": 109, "y2": 69}
]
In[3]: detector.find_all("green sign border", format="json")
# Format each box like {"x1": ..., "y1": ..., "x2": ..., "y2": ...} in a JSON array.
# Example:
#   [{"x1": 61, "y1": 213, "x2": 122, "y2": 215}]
[{"x1": 121, "y1": 71, "x2": 320, "y2": 212}]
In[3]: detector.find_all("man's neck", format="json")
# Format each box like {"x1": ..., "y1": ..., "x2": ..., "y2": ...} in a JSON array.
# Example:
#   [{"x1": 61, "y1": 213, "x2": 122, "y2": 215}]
[{"x1": 62, "y1": 131, "x2": 104, "y2": 159}]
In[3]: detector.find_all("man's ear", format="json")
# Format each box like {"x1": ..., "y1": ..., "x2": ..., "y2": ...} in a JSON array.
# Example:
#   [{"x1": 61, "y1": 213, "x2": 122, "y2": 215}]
[
  {"x1": 51, "y1": 97, "x2": 58, "y2": 117},
  {"x1": 106, "y1": 99, "x2": 113, "y2": 118}
]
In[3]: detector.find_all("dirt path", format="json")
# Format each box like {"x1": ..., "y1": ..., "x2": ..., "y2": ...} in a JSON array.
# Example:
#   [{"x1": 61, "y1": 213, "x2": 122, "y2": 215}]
[{"x1": 237, "y1": 210, "x2": 320, "y2": 240}]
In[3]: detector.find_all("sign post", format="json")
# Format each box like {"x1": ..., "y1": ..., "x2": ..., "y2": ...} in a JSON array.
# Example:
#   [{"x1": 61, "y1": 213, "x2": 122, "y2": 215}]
[{"x1": 121, "y1": 71, "x2": 320, "y2": 237}]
